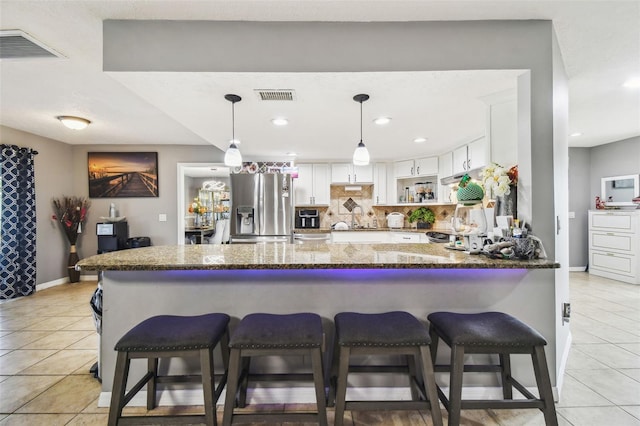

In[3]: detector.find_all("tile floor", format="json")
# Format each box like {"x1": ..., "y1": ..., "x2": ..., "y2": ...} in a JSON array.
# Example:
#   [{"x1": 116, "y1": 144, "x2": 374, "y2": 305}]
[{"x1": 0, "y1": 272, "x2": 638, "y2": 425}]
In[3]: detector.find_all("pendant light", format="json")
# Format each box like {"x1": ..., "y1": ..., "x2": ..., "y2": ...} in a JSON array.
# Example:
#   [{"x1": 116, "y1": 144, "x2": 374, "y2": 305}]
[
  {"x1": 352, "y1": 94, "x2": 370, "y2": 166},
  {"x1": 224, "y1": 94, "x2": 243, "y2": 167}
]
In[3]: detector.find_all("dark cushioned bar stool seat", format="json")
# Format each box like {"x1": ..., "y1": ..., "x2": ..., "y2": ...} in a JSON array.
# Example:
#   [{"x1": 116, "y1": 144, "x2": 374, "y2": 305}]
[
  {"x1": 331, "y1": 311, "x2": 443, "y2": 426},
  {"x1": 222, "y1": 313, "x2": 327, "y2": 426},
  {"x1": 108, "y1": 313, "x2": 230, "y2": 426},
  {"x1": 428, "y1": 311, "x2": 558, "y2": 426}
]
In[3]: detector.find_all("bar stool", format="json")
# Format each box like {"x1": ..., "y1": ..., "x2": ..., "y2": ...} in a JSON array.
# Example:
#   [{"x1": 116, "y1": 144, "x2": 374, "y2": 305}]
[
  {"x1": 222, "y1": 312, "x2": 328, "y2": 426},
  {"x1": 428, "y1": 311, "x2": 558, "y2": 426},
  {"x1": 332, "y1": 311, "x2": 443, "y2": 426},
  {"x1": 108, "y1": 313, "x2": 230, "y2": 426}
]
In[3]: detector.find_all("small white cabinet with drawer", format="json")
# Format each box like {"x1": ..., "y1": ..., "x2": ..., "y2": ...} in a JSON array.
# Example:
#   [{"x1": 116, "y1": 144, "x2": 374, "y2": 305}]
[{"x1": 588, "y1": 210, "x2": 639, "y2": 284}]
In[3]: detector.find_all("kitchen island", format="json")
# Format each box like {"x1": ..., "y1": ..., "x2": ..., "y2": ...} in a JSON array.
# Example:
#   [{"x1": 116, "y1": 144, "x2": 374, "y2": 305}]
[{"x1": 78, "y1": 243, "x2": 561, "y2": 406}]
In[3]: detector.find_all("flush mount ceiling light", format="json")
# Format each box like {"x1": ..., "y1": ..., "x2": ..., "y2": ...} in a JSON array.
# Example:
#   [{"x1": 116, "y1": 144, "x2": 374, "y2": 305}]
[
  {"x1": 57, "y1": 115, "x2": 90, "y2": 130},
  {"x1": 413, "y1": 137, "x2": 428, "y2": 143},
  {"x1": 271, "y1": 117, "x2": 288, "y2": 126},
  {"x1": 373, "y1": 116, "x2": 391, "y2": 125},
  {"x1": 570, "y1": 132, "x2": 583, "y2": 137},
  {"x1": 223, "y1": 94, "x2": 243, "y2": 167},
  {"x1": 352, "y1": 94, "x2": 370, "y2": 166}
]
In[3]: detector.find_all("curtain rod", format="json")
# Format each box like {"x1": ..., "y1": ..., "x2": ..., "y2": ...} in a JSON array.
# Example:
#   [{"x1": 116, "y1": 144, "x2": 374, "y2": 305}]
[{"x1": 1, "y1": 144, "x2": 39, "y2": 155}]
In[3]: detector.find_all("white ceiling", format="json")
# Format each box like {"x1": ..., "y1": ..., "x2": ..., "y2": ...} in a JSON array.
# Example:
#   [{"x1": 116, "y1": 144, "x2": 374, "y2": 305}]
[{"x1": 1, "y1": 1, "x2": 639, "y2": 163}]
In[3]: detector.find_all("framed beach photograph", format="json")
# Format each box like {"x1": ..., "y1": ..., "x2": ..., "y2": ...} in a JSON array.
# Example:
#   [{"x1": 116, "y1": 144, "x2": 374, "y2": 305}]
[{"x1": 88, "y1": 152, "x2": 159, "y2": 198}]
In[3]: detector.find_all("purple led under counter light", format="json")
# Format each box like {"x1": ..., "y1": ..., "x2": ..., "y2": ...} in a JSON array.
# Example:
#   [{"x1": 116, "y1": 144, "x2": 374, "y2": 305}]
[{"x1": 161, "y1": 268, "x2": 528, "y2": 282}]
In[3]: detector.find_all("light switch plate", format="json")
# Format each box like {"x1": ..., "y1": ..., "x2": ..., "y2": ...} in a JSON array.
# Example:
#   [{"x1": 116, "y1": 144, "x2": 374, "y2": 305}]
[
  {"x1": 568, "y1": 211, "x2": 575, "y2": 219},
  {"x1": 158, "y1": 214, "x2": 167, "y2": 222}
]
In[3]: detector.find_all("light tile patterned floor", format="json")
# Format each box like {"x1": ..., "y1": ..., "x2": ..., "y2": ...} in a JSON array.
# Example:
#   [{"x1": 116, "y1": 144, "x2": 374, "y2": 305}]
[{"x1": 0, "y1": 272, "x2": 639, "y2": 425}]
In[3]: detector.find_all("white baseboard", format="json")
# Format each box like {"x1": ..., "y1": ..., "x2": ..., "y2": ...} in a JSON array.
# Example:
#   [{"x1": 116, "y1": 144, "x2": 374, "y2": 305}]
[
  {"x1": 569, "y1": 266, "x2": 587, "y2": 272},
  {"x1": 98, "y1": 384, "x2": 559, "y2": 408},
  {"x1": 37, "y1": 274, "x2": 99, "y2": 291}
]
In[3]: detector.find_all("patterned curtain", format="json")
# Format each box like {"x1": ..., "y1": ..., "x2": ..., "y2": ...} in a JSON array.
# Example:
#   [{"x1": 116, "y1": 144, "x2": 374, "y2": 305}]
[{"x1": 1, "y1": 144, "x2": 38, "y2": 300}]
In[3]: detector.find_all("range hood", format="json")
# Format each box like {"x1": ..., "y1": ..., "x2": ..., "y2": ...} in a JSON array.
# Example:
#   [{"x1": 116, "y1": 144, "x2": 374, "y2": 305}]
[{"x1": 440, "y1": 168, "x2": 483, "y2": 186}]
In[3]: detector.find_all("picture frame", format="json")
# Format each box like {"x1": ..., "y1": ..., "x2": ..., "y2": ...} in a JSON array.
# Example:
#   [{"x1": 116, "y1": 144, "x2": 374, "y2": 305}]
[{"x1": 88, "y1": 152, "x2": 159, "y2": 198}]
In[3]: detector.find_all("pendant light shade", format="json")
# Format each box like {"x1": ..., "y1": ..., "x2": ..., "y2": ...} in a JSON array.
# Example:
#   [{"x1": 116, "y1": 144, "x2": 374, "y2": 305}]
[
  {"x1": 352, "y1": 94, "x2": 370, "y2": 166},
  {"x1": 224, "y1": 94, "x2": 243, "y2": 167}
]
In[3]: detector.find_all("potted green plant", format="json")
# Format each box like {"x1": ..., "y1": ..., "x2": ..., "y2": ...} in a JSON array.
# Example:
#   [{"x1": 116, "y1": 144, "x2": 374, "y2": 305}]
[{"x1": 408, "y1": 206, "x2": 436, "y2": 229}]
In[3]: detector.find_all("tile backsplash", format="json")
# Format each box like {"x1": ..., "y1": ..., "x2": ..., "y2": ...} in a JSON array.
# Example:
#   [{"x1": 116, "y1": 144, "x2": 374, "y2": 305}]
[{"x1": 296, "y1": 184, "x2": 455, "y2": 230}]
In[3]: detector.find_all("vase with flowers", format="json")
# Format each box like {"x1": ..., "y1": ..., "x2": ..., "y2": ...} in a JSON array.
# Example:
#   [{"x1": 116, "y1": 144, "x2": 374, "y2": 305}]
[
  {"x1": 52, "y1": 196, "x2": 90, "y2": 283},
  {"x1": 188, "y1": 197, "x2": 207, "y2": 228},
  {"x1": 481, "y1": 163, "x2": 518, "y2": 217}
]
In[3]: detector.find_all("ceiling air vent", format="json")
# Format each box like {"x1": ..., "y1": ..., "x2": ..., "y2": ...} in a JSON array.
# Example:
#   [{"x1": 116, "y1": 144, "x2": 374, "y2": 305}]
[
  {"x1": 0, "y1": 30, "x2": 64, "y2": 59},
  {"x1": 254, "y1": 89, "x2": 296, "y2": 101}
]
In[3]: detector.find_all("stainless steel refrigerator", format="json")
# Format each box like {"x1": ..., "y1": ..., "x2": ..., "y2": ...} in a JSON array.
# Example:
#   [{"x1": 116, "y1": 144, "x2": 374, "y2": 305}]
[{"x1": 230, "y1": 173, "x2": 294, "y2": 243}]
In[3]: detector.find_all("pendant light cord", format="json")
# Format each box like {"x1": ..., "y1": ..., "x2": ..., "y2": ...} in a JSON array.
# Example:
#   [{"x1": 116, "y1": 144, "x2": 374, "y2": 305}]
[
  {"x1": 231, "y1": 101, "x2": 235, "y2": 143},
  {"x1": 360, "y1": 100, "x2": 363, "y2": 143}
]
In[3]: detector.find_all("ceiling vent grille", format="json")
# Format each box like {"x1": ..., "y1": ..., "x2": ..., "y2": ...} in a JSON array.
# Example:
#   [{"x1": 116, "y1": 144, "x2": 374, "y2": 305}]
[
  {"x1": 0, "y1": 30, "x2": 63, "y2": 59},
  {"x1": 254, "y1": 89, "x2": 296, "y2": 101}
]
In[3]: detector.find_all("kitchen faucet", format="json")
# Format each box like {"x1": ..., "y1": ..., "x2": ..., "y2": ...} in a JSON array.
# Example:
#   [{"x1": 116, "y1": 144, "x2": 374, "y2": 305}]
[{"x1": 351, "y1": 205, "x2": 364, "y2": 229}]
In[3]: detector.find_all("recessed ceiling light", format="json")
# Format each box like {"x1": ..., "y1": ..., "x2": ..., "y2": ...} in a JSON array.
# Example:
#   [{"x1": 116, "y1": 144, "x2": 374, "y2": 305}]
[
  {"x1": 57, "y1": 115, "x2": 90, "y2": 130},
  {"x1": 570, "y1": 132, "x2": 582, "y2": 137},
  {"x1": 623, "y1": 78, "x2": 640, "y2": 89},
  {"x1": 286, "y1": 152, "x2": 297, "y2": 157},
  {"x1": 271, "y1": 118, "x2": 288, "y2": 126},
  {"x1": 413, "y1": 137, "x2": 427, "y2": 143},
  {"x1": 373, "y1": 117, "x2": 391, "y2": 125}
]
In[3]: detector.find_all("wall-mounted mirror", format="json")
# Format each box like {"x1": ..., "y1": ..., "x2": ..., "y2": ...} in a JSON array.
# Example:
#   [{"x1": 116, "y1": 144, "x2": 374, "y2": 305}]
[{"x1": 601, "y1": 174, "x2": 639, "y2": 203}]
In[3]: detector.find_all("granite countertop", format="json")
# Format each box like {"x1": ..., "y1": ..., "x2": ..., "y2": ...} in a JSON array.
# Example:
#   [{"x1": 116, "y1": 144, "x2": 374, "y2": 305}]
[{"x1": 76, "y1": 243, "x2": 559, "y2": 271}]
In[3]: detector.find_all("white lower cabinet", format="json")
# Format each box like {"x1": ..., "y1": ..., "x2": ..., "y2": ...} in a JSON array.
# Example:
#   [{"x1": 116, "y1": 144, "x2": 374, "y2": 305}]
[
  {"x1": 391, "y1": 232, "x2": 423, "y2": 243},
  {"x1": 588, "y1": 210, "x2": 639, "y2": 284},
  {"x1": 331, "y1": 231, "x2": 428, "y2": 244},
  {"x1": 331, "y1": 231, "x2": 392, "y2": 244}
]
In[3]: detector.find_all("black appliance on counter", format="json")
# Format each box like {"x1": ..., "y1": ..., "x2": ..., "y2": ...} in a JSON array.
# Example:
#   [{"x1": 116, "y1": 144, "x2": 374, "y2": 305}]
[
  {"x1": 295, "y1": 209, "x2": 320, "y2": 229},
  {"x1": 96, "y1": 221, "x2": 129, "y2": 254},
  {"x1": 126, "y1": 236, "x2": 151, "y2": 249}
]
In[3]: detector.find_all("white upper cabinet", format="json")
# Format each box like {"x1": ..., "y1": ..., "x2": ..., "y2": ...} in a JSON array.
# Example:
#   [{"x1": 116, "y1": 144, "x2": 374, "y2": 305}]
[
  {"x1": 415, "y1": 157, "x2": 438, "y2": 177},
  {"x1": 331, "y1": 163, "x2": 373, "y2": 184},
  {"x1": 394, "y1": 160, "x2": 415, "y2": 179},
  {"x1": 452, "y1": 136, "x2": 488, "y2": 175},
  {"x1": 467, "y1": 137, "x2": 488, "y2": 171},
  {"x1": 373, "y1": 163, "x2": 387, "y2": 204},
  {"x1": 438, "y1": 152, "x2": 453, "y2": 202},
  {"x1": 394, "y1": 157, "x2": 438, "y2": 178},
  {"x1": 294, "y1": 163, "x2": 330, "y2": 205},
  {"x1": 452, "y1": 145, "x2": 469, "y2": 175}
]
